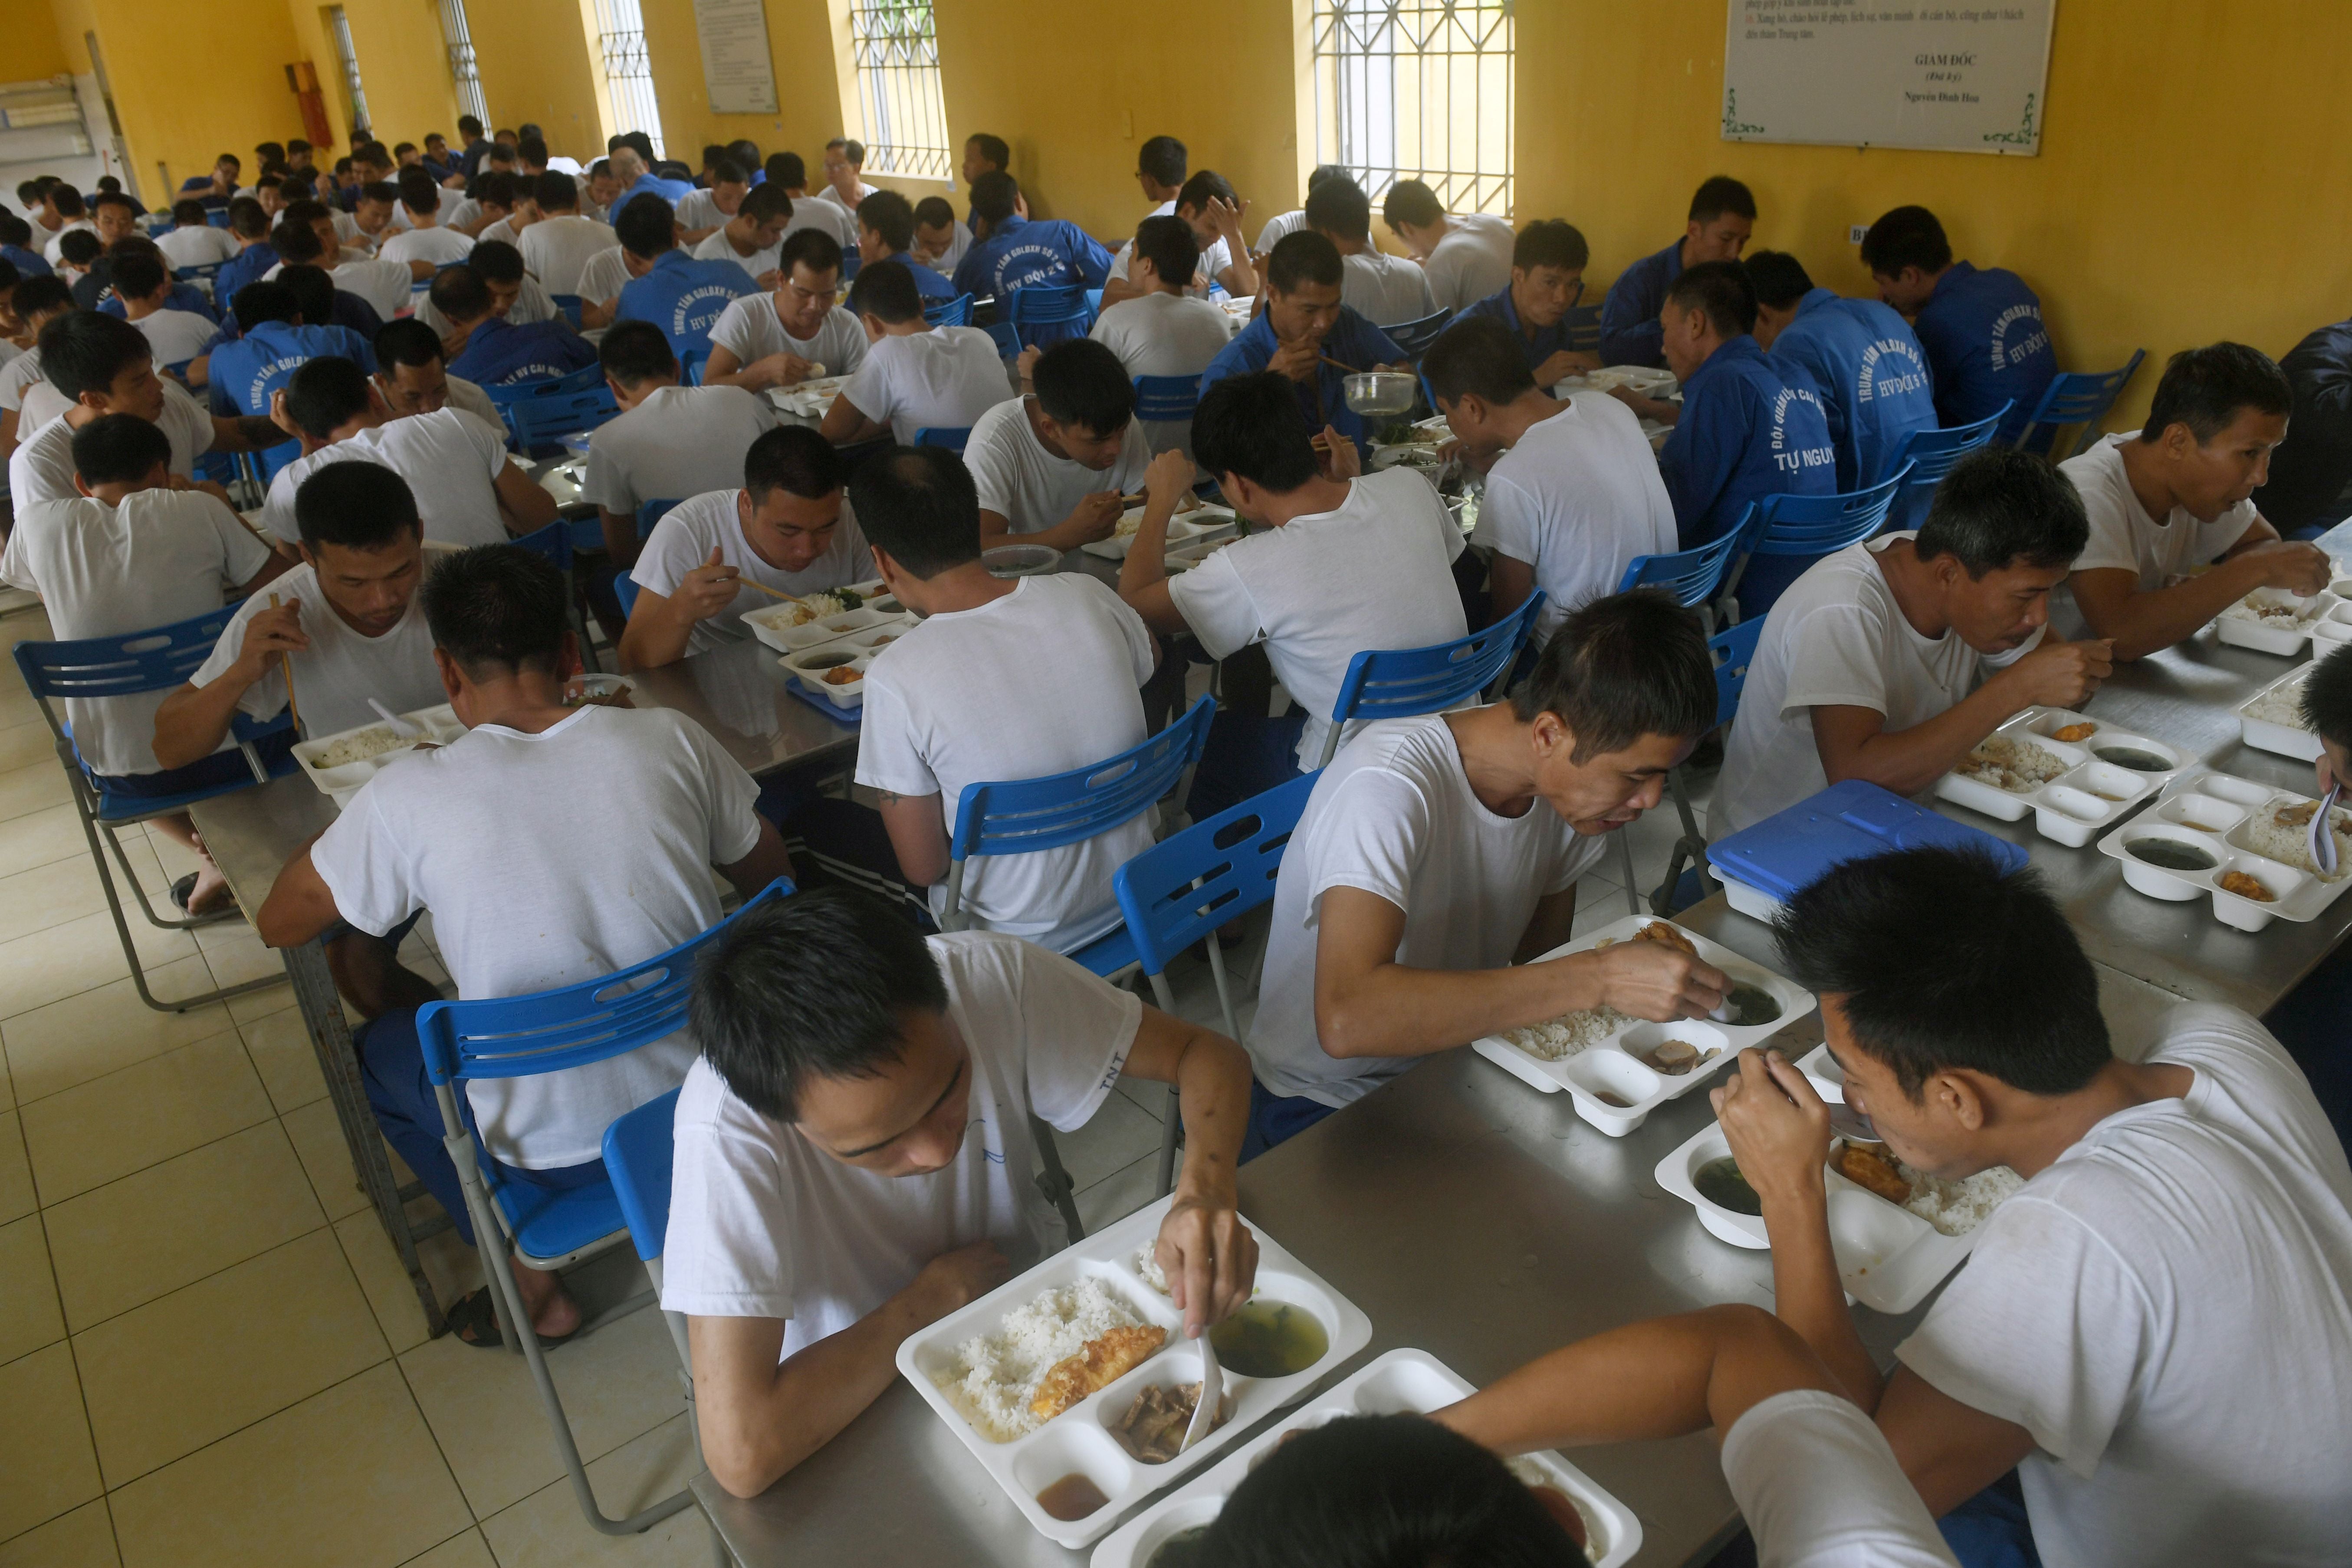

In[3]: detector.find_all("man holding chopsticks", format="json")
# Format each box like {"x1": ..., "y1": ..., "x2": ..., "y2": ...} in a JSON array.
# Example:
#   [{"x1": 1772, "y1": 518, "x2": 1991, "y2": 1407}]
[{"x1": 1198, "y1": 230, "x2": 1409, "y2": 468}]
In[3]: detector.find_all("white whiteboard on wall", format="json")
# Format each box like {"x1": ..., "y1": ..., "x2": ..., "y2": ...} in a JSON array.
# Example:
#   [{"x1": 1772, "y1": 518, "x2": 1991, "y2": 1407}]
[
  {"x1": 693, "y1": 0, "x2": 779, "y2": 116},
  {"x1": 1721, "y1": 0, "x2": 2056, "y2": 155}
]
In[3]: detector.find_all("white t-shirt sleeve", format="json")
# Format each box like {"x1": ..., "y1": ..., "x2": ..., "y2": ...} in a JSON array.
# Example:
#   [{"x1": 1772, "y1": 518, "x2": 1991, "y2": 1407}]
[
  {"x1": 205, "y1": 493, "x2": 275, "y2": 586},
  {"x1": 1469, "y1": 470, "x2": 1539, "y2": 564},
  {"x1": 455, "y1": 410, "x2": 510, "y2": 479},
  {"x1": 1779, "y1": 605, "x2": 1895, "y2": 718},
  {"x1": 683, "y1": 717, "x2": 766, "y2": 867},
  {"x1": 840, "y1": 344, "x2": 895, "y2": 427},
  {"x1": 963, "y1": 416, "x2": 1025, "y2": 523},
  {"x1": 1720, "y1": 1389, "x2": 1962, "y2": 1568},
  {"x1": 631, "y1": 505, "x2": 713, "y2": 599},
  {"x1": 851, "y1": 668, "x2": 940, "y2": 801},
  {"x1": 1014, "y1": 942, "x2": 1144, "y2": 1134},
  {"x1": 1164, "y1": 547, "x2": 1265, "y2": 661},
  {"x1": 1895, "y1": 1194, "x2": 2147, "y2": 1478},
  {"x1": 308, "y1": 790, "x2": 424, "y2": 939},
  {"x1": 663, "y1": 1102, "x2": 798, "y2": 1321},
  {"x1": 187, "y1": 600, "x2": 287, "y2": 720},
  {"x1": 1303, "y1": 766, "x2": 1429, "y2": 916},
  {"x1": 708, "y1": 299, "x2": 764, "y2": 365}
]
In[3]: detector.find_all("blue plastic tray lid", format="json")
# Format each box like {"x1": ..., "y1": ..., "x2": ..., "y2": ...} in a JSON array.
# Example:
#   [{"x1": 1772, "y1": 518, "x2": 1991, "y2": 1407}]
[{"x1": 1707, "y1": 780, "x2": 2030, "y2": 904}]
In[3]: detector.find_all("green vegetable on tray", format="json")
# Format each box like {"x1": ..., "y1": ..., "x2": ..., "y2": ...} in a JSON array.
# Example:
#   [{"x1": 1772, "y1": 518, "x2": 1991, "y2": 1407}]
[{"x1": 1374, "y1": 420, "x2": 1428, "y2": 446}]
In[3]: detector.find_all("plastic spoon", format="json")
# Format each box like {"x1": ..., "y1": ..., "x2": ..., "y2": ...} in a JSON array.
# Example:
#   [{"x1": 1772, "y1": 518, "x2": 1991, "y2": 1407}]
[
  {"x1": 1180, "y1": 1320, "x2": 1222, "y2": 1455},
  {"x1": 2310, "y1": 783, "x2": 2341, "y2": 876},
  {"x1": 368, "y1": 699, "x2": 421, "y2": 739}
]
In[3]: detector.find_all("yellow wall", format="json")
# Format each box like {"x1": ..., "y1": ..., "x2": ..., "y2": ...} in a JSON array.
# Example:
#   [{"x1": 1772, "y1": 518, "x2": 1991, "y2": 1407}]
[
  {"x1": 463, "y1": 0, "x2": 605, "y2": 163},
  {"x1": 320, "y1": 0, "x2": 463, "y2": 152},
  {"x1": 4, "y1": 0, "x2": 72, "y2": 79},
  {"x1": 66, "y1": 0, "x2": 307, "y2": 201},
  {"x1": 1518, "y1": 0, "x2": 2352, "y2": 426},
  {"x1": 638, "y1": 0, "x2": 833, "y2": 172}
]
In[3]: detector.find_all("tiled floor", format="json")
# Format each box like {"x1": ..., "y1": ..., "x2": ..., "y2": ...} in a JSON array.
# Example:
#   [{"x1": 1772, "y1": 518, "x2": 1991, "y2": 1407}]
[{"x1": 0, "y1": 596, "x2": 1711, "y2": 1566}]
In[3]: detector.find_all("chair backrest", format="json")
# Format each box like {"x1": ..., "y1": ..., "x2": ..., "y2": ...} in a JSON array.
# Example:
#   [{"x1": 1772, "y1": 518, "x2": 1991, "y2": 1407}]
[
  {"x1": 496, "y1": 373, "x2": 621, "y2": 454},
  {"x1": 913, "y1": 426, "x2": 971, "y2": 452},
  {"x1": 1563, "y1": 303, "x2": 1602, "y2": 354},
  {"x1": 1384, "y1": 309, "x2": 1453, "y2": 360},
  {"x1": 417, "y1": 878, "x2": 794, "y2": 1089},
  {"x1": 638, "y1": 497, "x2": 682, "y2": 541},
  {"x1": 603, "y1": 1086, "x2": 682, "y2": 1263},
  {"x1": 1132, "y1": 374, "x2": 1199, "y2": 423},
  {"x1": 1114, "y1": 769, "x2": 1321, "y2": 978},
  {"x1": 1708, "y1": 615, "x2": 1767, "y2": 730},
  {"x1": 614, "y1": 569, "x2": 642, "y2": 618},
  {"x1": 510, "y1": 518, "x2": 573, "y2": 572},
  {"x1": 948, "y1": 694, "x2": 1215, "y2": 867},
  {"x1": 485, "y1": 362, "x2": 606, "y2": 406},
  {"x1": 924, "y1": 293, "x2": 976, "y2": 328},
  {"x1": 13, "y1": 605, "x2": 244, "y2": 710},
  {"x1": 1615, "y1": 526, "x2": 1751, "y2": 609},
  {"x1": 551, "y1": 292, "x2": 585, "y2": 329},
  {"x1": 1884, "y1": 404, "x2": 2009, "y2": 533},
  {"x1": 2014, "y1": 351, "x2": 2147, "y2": 459},
  {"x1": 1006, "y1": 285, "x2": 1097, "y2": 344},
  {"x1": 678, "y1": 347, "x2": 707, "y2": 388},
  {"x1": 1745, "y1": 467, "x2": 1912, "y2": 557},
  {"x1": 1321, "y1": 591, "x2": 1548, "y2": 768},
  {"x1": 174, "y1": 262, "x2": 224, "y2": 283}
]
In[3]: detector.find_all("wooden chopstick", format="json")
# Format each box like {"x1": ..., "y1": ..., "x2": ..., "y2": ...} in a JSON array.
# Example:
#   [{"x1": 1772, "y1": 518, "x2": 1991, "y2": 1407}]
[
  {"x1": 1320, "y1": 355, "x2": 1366, "y2": 375},
  {"x1": 268, "y1": 592, "x2": 302, "y2": 736},
  {"x1": 730, "y1": 577, "x2": 799, "y2": 604}
]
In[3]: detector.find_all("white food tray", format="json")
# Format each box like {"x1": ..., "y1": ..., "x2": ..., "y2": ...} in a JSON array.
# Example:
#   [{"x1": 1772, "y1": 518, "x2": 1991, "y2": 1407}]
[
  {"x1": 897, "y1": 1193, "x2": 1373, "y2": 1549},
  {"x1": 562, "y1": 674, "x2": 637, "y2": 708},
  {"x1": 2095, "y1": 767, "x2": 2351, "y2": 932},
  {"x1": 2236, "y1": 665, "x2": 2322, "y2": 763},
  {"x1": 1564, "y1": 365, "x2": 1678, "y2": 398},
  {"x1": 292, "y1": 704, "x2": 465, "y2": 809},
  {"x1": 1469, "y1": 916, "x2": 1816, "y2": 1137},
  {"x1": 765, "y1": 373, "x2": 850, "y2": 418},
  {"x1": 741, "y1": 599, "x2": 912, "y2": 657},
  {"x1": 779, "y1": 622, "x2": 908, "y2": 707},
  {"x1": 1081, "y1": 508, "x2": 1235, "y2": 561},
  {"x1": 1090, "y1": 1348, "x2": 1640, "y2": 1568},
  {"x1": 1932, "y1": 707, "x2": 2183, "y2": 847},
  {"x1": 2215, "y1": 585, "x2": 2344, "y2": 656}
]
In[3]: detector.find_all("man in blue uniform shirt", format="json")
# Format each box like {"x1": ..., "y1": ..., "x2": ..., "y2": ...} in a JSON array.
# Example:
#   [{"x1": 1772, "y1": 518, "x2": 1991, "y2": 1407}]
[
  {"x1": 611, "y1": 194, "x2": 761, "y2": 361},
  {"x1": 1199, "y1": 231, "x2": 1405, "y2": 466},
  {"x1": 952, "y1": 171, "x2": 1114, "y2": 348},
  {"x1": 853, "y1": 190, "x2": 957, "y2": 302},
  {"x1": 1447, "y1": 219, "x2": 1596, "y2": 387},
  {"x1": 211, "y1": 199, "x2": 277, "y2": 314},
  {"x1": 437, "y1": 266, "x2": 598, "y2": 388},
  {"x1": 2251, "y1": 316, "x2": 2352, "y2": 539},
  {"x1": 1746, "y1": 250, "x2": 1936, "y2": 493},
  {"x1": 609, "y1": 139, "x2": 693, "y2": 208},
  {"x1": 1612, "y1": 260, "x2": 1835, "y2": 615},
  {"x1": 1598, "y1": 176, "x2": 1755, "y2": 369},
  {"x1": 1861, "y1": 205, "x2": 2055, "y2": 446},
  {"x1": 207, "y1": 280, "x2": 376, "y2": 417}
]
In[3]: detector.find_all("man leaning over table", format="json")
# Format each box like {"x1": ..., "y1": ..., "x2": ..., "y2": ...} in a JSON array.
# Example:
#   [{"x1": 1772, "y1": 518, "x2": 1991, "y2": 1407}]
[
  {"x1": 1235, "y1": 590, "x2": 1732, "y2": 1159},
  {"x1": 2060, "y1": 342, "x2": 2328, "y2": 660},
  {"x1": 1197, "y1": 230, "x2": 1406, "y2": 467},
  {"x1": 259, "y1": 543, "x2": 795, "y2": 1350},
  {"x1": 580, "y1": 320, "x2": 777, "y2": 572},
  {"x1": 1596, "y1": 175, "x2": 1756, "y2": 370},
  {"x1": 663, "y1": 886, "x2": 1257, "y2": 1496},
  {"x1": 702, "y1": 227, "x2": 868, "y2": 395},
  {"x1": 1711, "y1": 846, "x2": 2352, "y2": 1568},
  {"x1": 966, "y1": 336, "x2": 1154, "y2": 554}
]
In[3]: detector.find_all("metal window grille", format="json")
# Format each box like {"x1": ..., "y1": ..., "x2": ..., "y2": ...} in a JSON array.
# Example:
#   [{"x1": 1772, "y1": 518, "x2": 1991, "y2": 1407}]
[
  {"x1": 326, "y1": 6, "x2": 371, "y2": 139},
  {"x1": 1309, "y1": 0, "x2": 1514, "y2": 217},
  {"x1": 591, "y1": 0, "x2": 667, "y2": 159},
  {"x1": 437, "y1": 0, "x2": 489, "y2": 128},
  {"x1": 848, "y1": 0, "x2": 951, "y2": 181}
]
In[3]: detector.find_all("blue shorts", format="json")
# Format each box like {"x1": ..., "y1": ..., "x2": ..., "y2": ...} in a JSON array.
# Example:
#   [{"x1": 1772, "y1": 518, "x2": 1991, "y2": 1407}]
[{"x1": 1240, "y1": 1079, "x2": 1340, "y2": 1162}]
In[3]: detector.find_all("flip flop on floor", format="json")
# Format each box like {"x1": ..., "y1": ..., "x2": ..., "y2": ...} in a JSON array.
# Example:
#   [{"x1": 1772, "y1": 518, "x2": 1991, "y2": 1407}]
[
  {"x1": 443, "y1": 1286, "x2": 582, "y2": 1351},
  {"x1": 168, "y1": 872, "x2": 240, "y2": 919}
]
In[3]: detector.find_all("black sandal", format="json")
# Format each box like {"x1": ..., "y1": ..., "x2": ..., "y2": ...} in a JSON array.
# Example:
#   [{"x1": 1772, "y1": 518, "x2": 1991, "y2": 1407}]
[
  {"x1": 443, "y1": 1285, "x2": 582, "y2": 1351},
  {"x1": 168, "y1": 872, "x2": 239, "y2": 919}
]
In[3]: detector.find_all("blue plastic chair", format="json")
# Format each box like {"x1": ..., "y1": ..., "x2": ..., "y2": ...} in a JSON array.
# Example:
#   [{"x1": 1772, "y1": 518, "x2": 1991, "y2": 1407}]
[
  {"x1": 1652, "y1": 617, "x2": 1768, "y2": 914},
  {"x1": 1563, "y1": 303, "x2": 1602, "y2": 355},
  {"x1": 614, "y1": 570, "x2": 641, "y2": 618},
  {"x1": 602, "y1": 1087, "x2": 696, "y2": 1405},
  {"x1": 1883, "y1": 404, "x2": 2010, "y2": 534},
  {"x1": 1317, "y1": 590, "x2": 1548, "y2": 768},
  {"x1": 940, "y1": 695, "x2": 1216, "y2": 973},
  {"x1": 1716, "y1": 466, "x2": 1913, "y2": 619},
  {"x1": 1113, "y1": 770, "x2": 1320, "y2": 1192},
  {"x1": 2012, "y1": 350, "x2": 2146, "y2": 460},
  {"x1": 637, "y1": 497, "x2": 682, "y2": 541},
  {"x1": 13, "y1": 608, "x2": 300, "y2": 1012},
  {"x1": 1384, "y1": 309, "x2": 1453, "y2": 360},
  {"x1": 913, "y1": 426, "x2": 971, "y2": 453},
  {"x1": 1616, "y1": 527, "x2": 1749, "y2": 617},
  {"x1": 486, "y1": 364, "x2": 620, "y2": 456},
  {"x1": 551, "y1": 292, "x2": 585, "y2": 329},
  {"x1": 1004, "y1": 285, "x2": 1098, "y2": 349},
  {"x1": 923, "y1": 293, "x2": 975, "y2": 328},
  {"x1": 678, "y1": 347, "x2": 706, "y2": 388},
  {"x1": 417, "y1": 878, "x2": 794, "y2": 1534},
  {"x1": 1132, "y1": 374, "x2": 1199, "y2": 424}
]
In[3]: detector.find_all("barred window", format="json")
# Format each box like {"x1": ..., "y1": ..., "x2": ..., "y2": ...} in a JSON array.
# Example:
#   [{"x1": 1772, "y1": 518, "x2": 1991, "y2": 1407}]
[
  {"x1": 590, "y1": 0, "x2": 667, "y2": 159},
  {"x1": 1309, "y1": 0, "x2": 1515, "y2": 217},
  {"x1": 325, "y1": 6, "x2": 371, "y2": 139},
  {"x1": 847, "y1": 0, "x2": 952, "y2": 181},
  {"x1": 437, "y1": 0, "x2": 488, "y2": 128}
]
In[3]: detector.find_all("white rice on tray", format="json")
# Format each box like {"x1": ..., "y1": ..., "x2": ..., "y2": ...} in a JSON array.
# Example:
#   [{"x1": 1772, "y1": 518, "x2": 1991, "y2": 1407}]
[
  {"x1": 787, "y1": 591, "x2": 855, "y2": 625},
  {"x1": 1133, "y1": 1245, "x2": 1170, "y2": 1295},
  {"x1": 1506, "y1": 1006, "x2": 1636, "y2": 1062},
  {"x1": 1956, "y1": 736, "x2": 2069, "y2": 794},
  {"x1": 933, "y1": 1276, "x2": 1148, "y2": 1443},
  {"x1": 2245, "y1": 677, "x2": 2314, "y2": 728},
  {"x1": 1894, "y1": 1161, "x2": 2024, "y2": 1237},
  {"x1": 2222, "y1": 592, "x2": 2323, "y2": 625},
  {"x1": 2239, "y1": 802, "x2": 2352, "y2": 880},
  {"x1": 312, "y1": 727, "x2": 411, "y2": 769}
]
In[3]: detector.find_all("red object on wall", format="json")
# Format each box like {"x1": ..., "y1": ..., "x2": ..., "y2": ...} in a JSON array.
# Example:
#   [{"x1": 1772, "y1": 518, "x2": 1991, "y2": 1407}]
[{"x1": 286, "y1": 62, "x2": 332, "y2": 148}]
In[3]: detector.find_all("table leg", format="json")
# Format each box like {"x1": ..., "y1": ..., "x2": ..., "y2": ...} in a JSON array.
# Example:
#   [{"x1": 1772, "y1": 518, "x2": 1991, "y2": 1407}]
[{"x1": 283, "y1": 935, "x2": 443, "y2": 1335}]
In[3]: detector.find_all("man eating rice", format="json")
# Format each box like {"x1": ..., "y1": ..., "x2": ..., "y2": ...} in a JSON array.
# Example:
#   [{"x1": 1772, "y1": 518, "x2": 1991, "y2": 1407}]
[{"x1": 1714, "y1": 846, "x2": 2352, "y2": 1568}]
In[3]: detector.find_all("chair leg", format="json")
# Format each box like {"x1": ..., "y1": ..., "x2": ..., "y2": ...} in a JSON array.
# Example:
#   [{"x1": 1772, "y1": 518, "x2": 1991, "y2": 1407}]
[
  {"x1": 99, "y1": 820, "x2": 229, "y2": 933},
  {"x1": 1614, "y1": 831, "x2": 1642, "y2": 917},
  {"x1": 73, "y1": 796, "x2": 279, "y2": 1013},
  {"x1": 1031, "y1": 1118, "x2": 1087, "y2": 1241},
  {"x1": 1652, "y1": 766, "x2": 1712, "y2": 916}
]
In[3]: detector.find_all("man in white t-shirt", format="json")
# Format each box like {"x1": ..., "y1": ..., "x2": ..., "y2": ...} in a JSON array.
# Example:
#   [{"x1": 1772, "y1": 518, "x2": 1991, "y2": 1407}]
[
  {"x1": 1100, "y1": 170, "x2": 1257, "y2": 309},
  {"x1": 273, "y1": 210, "x2": 411, "y2": 320},
  {"x1": 258, "y1": 542, "x2": 796, "y2": 1350},
  {"x1": 1381, "y1": 178, "x2": 1515, "y2": 316},
  {"x1": 516, "y1": 174, "x2": 614, "y2": 300},
  {"x1": 619, "y1": 425, "x2": 874, "y2": 667},
  {"x1": 257, "y1": 356, "x2": 555, "y2": 549},
  {"x1": 815, "y1": 138, "x2": 878, "y2": 211},
  {"x1": 660, "y1": 884, "x2": 1257, "y2": 1496},
  {"x1": 1715, "y1": 447, "x2": 2115, "y2": 836},
  {"x1": 690, "y1": 182, "x2": 792, "y2": 287},
  {"x1": 2060, "y1": 342, "x2": 2328, "y2": 660},
  {"x1": 581, "y1": 320, "x2": 776, "y2": 569},
  {"x1": 0, "y1": 275, "x2": 75, "y2": 461},
  {"x1": 1426, "y1": 316, "x2": 1675, "y2": 647},
  {"x1": 13, "y1": 415, "x2": 290, "y2": 914},
  {"x1": 788, "y1": 446, "x2": 1160, "y2": 947},
  {"x1": 965, "y1": 337, "x2": 1153, "y2": 552},
  {"x1": 371, "y1": 318, "x2": 503, "y2": 429},
  {"x1": 674, "y1": 158, "x2": 749, "y2": 243},
  {"x1": 1718, "y1": 847, "x2": 2352, "y2": 1568},
  {"x1": 1090, "y1": 215, "x2": 1239, "y2": 460},
  {"x1": 1207, "y1": 1306, "x2": 1958, "y2": 1567},
  {"x1": 1119, "y1": 371, "x2": 1468, "y2": 813},
  {"x1": 110, "y1": 250, "x2": 220, "y2": 388},
  {"x1": 1307, "y1": 177, "x2": 1436, "y2": 329},
  {"x1": 156, "y1": 199, "x2": 238, "y2": 270},
  {"x1": 379, "y1": 168, "x2": 474, "y2": 280},
  {"x1": 704, "y1": 228, "x2": 867, "y2": 394},
  {"x1": 909, "y1": 195, "x2": 971, "y2": 276},
  {"x1": 818, "y1": 261, "x2": 1008, "y2": 447},
  {"x1": 1236, "y1": 592, "x2": 1729, "y2": 1156}
]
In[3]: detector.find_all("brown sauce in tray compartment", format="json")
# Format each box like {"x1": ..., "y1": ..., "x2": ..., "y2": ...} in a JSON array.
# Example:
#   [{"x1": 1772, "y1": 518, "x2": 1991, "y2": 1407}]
[{"x1": 1035, "y1": 1473, "x2": 1109, "y2": 1521}]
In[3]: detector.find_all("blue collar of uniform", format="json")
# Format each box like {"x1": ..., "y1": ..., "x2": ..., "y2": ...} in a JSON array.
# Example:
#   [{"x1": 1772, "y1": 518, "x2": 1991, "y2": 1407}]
[
  {"x1": 984, "y1": 214, "x2": 1029, "y2": 243},
  {"x1": 1686, "y1": 332, "x2": 1766, "y2": 391},
  {"x1": 886, "y1": 250, "x2": 925, "y2": 271},
  {"x1": 1795, "y1": 287, "x2": 1838, "y2": 317},
  {"x1": 1930, "y1": 260, "x2": 1978, "y2": 303},
  {"x1": 649, "y1": 248, "x2": 694, "y2": 276}
]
